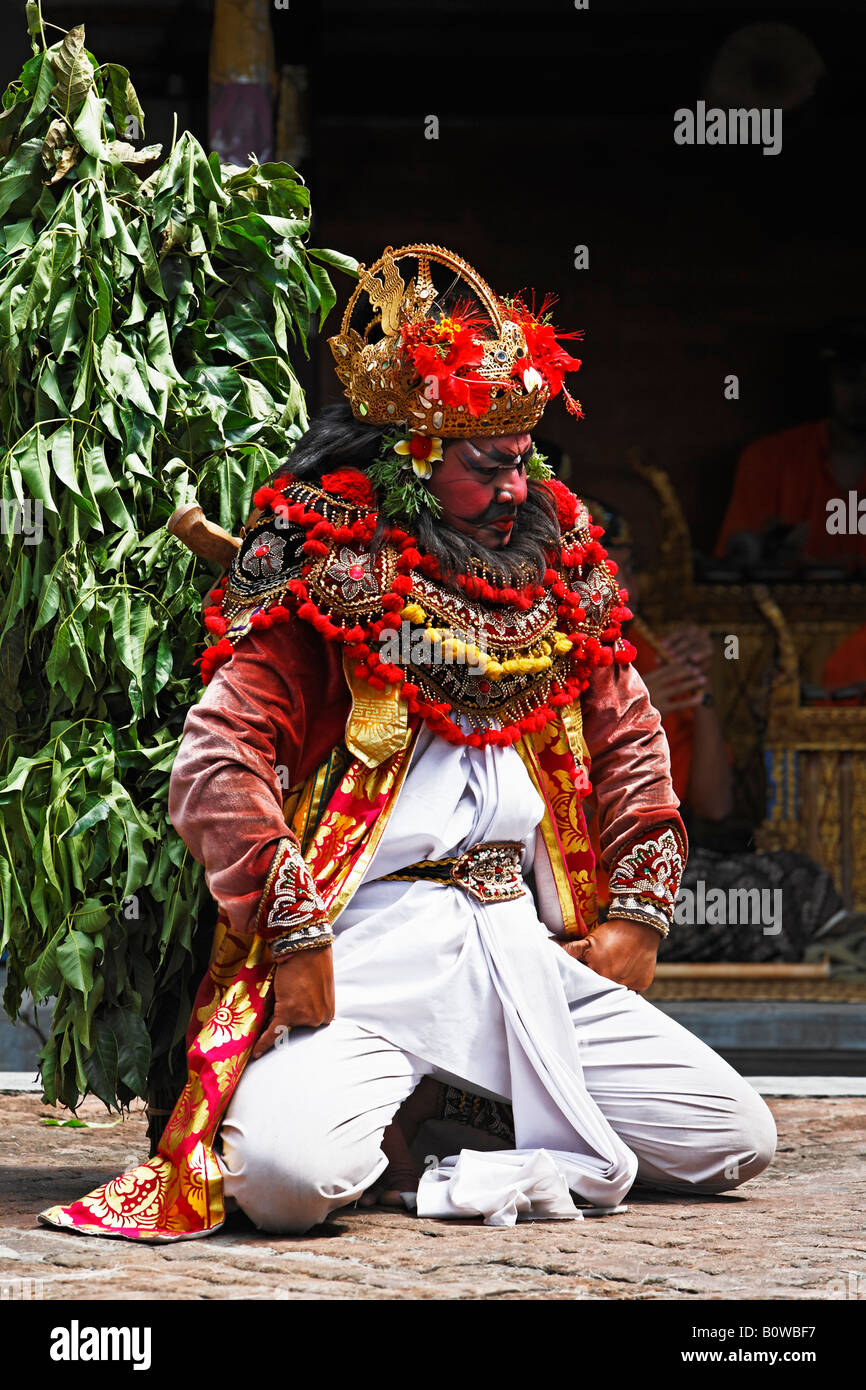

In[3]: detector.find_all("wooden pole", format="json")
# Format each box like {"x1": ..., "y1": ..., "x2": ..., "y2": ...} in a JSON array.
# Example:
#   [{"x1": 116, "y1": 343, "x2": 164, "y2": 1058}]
[{"x1": 167, "y1": 502, "x2": 240, "y2": 568}]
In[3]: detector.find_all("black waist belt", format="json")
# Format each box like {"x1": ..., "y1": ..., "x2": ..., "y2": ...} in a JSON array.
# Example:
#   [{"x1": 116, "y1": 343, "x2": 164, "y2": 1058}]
[{"x1": 376, "y1": 840, "x2": 526, "y2": 904}]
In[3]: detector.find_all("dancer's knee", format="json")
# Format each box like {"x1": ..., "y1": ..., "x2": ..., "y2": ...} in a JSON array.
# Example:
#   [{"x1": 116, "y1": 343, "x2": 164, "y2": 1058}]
[
  {"x1": 220, "y1": 1121, "x2": 385, "y2": 1235},
  {"x1": 707, "y1": 1091, "x2": 777, "y2": 1191},
  {"x1": 679, "y1": 1089, "x2": 777, "y2": 1194},
  {"x1": 633, "y1": 1087, "x2": 776, "y2": 1195}
]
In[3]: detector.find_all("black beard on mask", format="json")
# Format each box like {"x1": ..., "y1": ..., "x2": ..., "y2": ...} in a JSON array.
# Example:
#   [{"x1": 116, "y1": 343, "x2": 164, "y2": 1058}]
[{"x1": 408, "y1": 487, "x2": 560, "y2": 586}]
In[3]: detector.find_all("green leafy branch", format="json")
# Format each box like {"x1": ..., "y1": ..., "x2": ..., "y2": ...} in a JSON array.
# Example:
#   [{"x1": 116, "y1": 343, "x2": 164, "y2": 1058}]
[{"x1": 0, "y1": 7, "x2": 357, "y2": 1113}]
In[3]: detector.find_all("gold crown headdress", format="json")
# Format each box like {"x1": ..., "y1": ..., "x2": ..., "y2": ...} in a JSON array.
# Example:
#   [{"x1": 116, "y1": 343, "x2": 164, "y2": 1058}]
[{"x1": 328, "y1": 244, "x2": 584, "y2": 439}]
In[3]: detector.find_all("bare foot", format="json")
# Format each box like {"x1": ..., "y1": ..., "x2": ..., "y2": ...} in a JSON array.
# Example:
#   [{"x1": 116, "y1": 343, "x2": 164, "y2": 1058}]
[
  {"x1": 359, "y1": 1119, "x2": 420, "y2": 1208},
  {"x1": 359, "y1": 1077, "x2": 444, "y2": 1210}
]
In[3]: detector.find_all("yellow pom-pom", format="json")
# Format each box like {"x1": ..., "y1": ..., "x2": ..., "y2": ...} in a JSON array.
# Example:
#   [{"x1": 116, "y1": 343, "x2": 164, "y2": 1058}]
[{"x1": 401, "y1": 602, "x2": 426, "y2": 624}]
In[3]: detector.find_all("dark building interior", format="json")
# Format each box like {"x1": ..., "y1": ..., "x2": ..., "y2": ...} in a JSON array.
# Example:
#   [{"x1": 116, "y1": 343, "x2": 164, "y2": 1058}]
[{"x1": 3, "y1": 1, "x2": 863, "y2": 553}]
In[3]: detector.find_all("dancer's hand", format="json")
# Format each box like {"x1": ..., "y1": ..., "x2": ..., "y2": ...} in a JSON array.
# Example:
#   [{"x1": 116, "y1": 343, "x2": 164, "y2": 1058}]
[
  {"x1": 559, "y1": 918, "x2": 660, "y2": 993},
  {"x1": 642, "y1": 662, "x2": 706, "y2": 716},
  {"x1": 252, "y1": 945, "x2": 335, "y2": 1059},
  {"x1": 660, "y1": 623, "x2": 713, "y2": 673}
]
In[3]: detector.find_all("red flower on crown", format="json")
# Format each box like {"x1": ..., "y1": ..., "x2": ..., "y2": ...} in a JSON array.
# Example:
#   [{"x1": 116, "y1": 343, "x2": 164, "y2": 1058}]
[
  {"x1": 504, "y1": 293, "x2": 585, "y2": 419},
  {"x1": 399, "y1": 307, "x2": 493, "y2": 417}
]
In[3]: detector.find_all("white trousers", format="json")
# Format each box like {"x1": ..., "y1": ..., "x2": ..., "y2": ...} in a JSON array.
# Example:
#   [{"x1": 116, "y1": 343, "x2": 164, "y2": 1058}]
[{"x1": 218, "y1": 959, "x2": 777, "y2": 1234}]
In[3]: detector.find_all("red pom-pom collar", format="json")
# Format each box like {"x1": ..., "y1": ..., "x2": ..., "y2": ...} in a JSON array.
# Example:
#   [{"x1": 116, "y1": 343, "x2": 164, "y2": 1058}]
[{"x1": 196, "y1": 477, "x2": 631, "y2": 748}]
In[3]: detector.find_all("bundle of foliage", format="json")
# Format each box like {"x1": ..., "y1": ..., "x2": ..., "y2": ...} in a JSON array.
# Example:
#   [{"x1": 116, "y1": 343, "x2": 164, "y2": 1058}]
[{"x1": 0, "y1": 5, "x2": 355, "y2": 1114}]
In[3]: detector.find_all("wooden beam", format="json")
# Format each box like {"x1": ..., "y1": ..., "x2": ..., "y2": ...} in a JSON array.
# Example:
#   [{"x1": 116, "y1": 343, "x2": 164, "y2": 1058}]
[{"x1": 655, "y1": 962, "x2": 829, "y2": 980}]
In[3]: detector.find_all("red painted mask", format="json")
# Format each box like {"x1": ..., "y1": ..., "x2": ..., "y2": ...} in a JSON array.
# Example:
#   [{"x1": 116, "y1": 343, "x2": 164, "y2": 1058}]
[{"x1": 427, "y1": 434, "x2": 531, "y2": 548}]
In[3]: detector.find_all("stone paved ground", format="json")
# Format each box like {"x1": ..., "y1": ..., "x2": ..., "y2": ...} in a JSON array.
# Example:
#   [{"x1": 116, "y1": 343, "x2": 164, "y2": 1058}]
[{"x1": 1, "y1": 1093, "x2": 864, "y2": 1300}]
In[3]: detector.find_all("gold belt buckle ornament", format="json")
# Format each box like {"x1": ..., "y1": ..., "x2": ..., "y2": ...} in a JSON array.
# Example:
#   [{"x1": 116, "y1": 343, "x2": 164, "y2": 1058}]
[{"x1": 449, "y1": 841, "x2": 525, "y2": 903}]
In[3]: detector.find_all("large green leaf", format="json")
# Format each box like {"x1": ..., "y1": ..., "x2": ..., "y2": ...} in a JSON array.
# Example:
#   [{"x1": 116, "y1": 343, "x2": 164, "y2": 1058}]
[
  {"x1": 13, "y1": 430, "x2": 60, "y2": 515},
  {"x1": 25, "y1": 924, "x2": 65, "y2": 1001},
  {"x1": 48, "y1": 285, "x2": 81, "y2": 358},
  {"x1": 0, "y1": 136, "x2": 43, "y2": 219},
  {"x1": 21, "y1": 51, "x2": 57, "y2": 126},
  {"x1": 83, "y1": 1014, "x2": 118, "y2": 1106},
  {"x1": 103, "y1": 63, "x2": 146, "y2": 140},
  {"x1": 72, "y1": 88, "x2": 105, "y2": 160},
  {"x1": 71, "y1": 896, "x2": 110, "y2": 934},
  {"x1": 308, "y1": 246, "x2": 360, "y2": 278},
  {"x1": 56, "y1": 928, "x2": 96, "y2": 993},
  {"x1": 106, "y1": 1006, "x2": 150, "y2": 1093}
]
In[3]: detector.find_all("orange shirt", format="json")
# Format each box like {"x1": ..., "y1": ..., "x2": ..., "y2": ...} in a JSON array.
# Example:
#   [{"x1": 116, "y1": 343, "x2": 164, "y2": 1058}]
[
  {"x1": 715, "y1": 420, "x2": 866, "y2": 566},
  {"x1": 822, "y1": 624, "x2": 866, "y2": 690},
  {"x1": 630, "y1": 631, "x2": 695, "y2": 802}
]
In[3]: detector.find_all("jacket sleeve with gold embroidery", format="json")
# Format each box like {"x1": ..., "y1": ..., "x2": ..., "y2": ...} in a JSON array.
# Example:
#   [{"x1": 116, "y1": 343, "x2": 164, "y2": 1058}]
[{"x1": 581, "y1": 659, "x2": 687, "y2": 935}]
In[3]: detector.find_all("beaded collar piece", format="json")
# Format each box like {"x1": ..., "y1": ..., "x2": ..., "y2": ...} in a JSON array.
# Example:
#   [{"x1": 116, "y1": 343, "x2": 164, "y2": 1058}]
[{"x1": 197, "y1": 471, "x2": 635, "y2": 750}]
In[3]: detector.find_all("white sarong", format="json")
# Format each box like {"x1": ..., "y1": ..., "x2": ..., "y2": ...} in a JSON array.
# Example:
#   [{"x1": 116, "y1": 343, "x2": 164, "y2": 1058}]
[{"x1": 219, "y1": 727, "x2": 776, "y2": 1230}]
